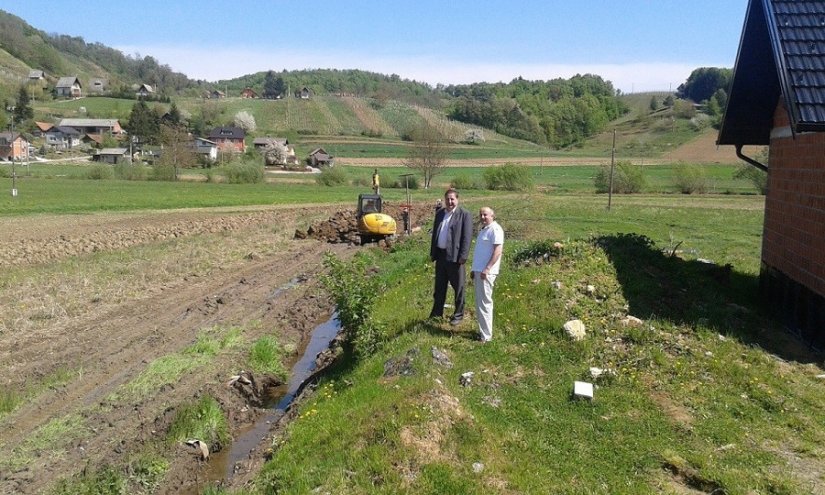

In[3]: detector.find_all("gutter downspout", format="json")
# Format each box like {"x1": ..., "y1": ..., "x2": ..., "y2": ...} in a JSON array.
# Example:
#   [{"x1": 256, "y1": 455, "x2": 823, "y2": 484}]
[{"x1": 736, "y1": 144, "x2": 768, "y2": 172}]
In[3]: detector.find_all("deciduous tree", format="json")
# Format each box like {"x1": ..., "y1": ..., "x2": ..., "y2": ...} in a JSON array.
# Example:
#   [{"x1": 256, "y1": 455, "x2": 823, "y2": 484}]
[
  {"x1": 403, "y1": 124, "x2": 448, "y2": 189},
  {"x1": 233, "y1": 110, "x2": 256, "y2": 132}
]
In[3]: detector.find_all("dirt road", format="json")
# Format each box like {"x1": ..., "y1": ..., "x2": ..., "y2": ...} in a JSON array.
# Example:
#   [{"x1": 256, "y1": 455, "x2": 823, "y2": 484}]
[{"x1": 0, "y1": 206, "x2": 359, "y2": 494}]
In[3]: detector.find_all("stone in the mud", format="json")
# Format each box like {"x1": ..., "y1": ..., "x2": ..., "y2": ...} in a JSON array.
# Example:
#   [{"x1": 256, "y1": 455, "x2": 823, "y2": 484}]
[
  {"x1": 431, "y1": 346, "x2": 453, "y2": 368},
  {"x1": 383, "y1": 348, "x2": 419, "y2": 377},
  {"x1": 459, "y1": 371, "x2": 474, "y2": 387},
  {"x1": 563, "y1": 319, "x2": 586, "y2": 341}
]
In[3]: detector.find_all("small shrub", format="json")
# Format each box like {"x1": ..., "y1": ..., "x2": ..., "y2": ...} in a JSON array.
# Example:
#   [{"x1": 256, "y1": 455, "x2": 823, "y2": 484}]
[
  {"x1": 390, "y1": 174, "x2": 420, "y2": 189},
  {"x1": 322, "y1": 254, "x2": 386, "y2": 358},
  {"x1": 733, "y1": 164, "x2": 768, "y2": 194},
  {"x1": 114, "y1": 163, "x2": 147, "y2": 181},
  {"x1": 86, "y1": 163, "x2": 114, "y2": 180},
  {"x1": 594, "y1": 161, "x2": 646, "y2": 193},
  {"x1": 225, "y1": 162, "x2": 264, "y2": 184},
  {"x1": 352, "y1": 175, "x2": 371, "y2": 187},
  {"x1": 483, "y1": 163, "x2": 534, "y2": 191},
  {"x1": 315, "y1": 167, "x2": 348, "y2": 186},
  {"x1": 450, "y1": 175, "x2": 480, "y2": 190},
  {"x1": 151, "y1": 162, "x2": 177, "y2": 181},
  {"x1": 673, "y1": 163, "x2": 708, "y2": 194},
  {"x1": 361, "y1": 129, "x2": 383, "y2": 138}
]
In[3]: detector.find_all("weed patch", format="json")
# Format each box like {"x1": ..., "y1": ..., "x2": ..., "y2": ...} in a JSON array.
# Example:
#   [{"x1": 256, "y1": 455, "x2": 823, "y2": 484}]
[{"x1": 167, "y1": 396, "x2": 230, "y2": 452}]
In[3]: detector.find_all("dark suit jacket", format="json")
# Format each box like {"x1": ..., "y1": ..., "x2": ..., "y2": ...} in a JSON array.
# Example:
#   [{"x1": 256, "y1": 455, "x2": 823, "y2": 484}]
[{"x1": 430, "y1": 206, "x2": 473, "y2": 263}]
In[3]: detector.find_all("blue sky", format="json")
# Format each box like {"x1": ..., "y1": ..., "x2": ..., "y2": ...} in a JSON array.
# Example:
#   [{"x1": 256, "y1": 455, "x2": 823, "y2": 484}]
[{"x1": 1, "y1": 1, "x2": 748, "y2": 92}]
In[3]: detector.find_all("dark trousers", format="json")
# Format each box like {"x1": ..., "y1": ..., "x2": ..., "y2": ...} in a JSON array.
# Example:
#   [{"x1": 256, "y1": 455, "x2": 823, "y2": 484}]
[{"x1": 430, "y1": 249, "x2": 466, "y2": 319}]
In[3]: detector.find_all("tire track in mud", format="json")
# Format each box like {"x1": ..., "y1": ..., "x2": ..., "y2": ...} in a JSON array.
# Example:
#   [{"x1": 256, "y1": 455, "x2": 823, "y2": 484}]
[{"x1": 0, "y1": 236, "x2": 351, "y2": 494}]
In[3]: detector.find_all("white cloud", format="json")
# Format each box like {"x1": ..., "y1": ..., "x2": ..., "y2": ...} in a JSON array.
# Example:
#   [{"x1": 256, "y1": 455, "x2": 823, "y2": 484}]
[{"x1": 119, "y1": 44, "x2": 705, "y2": 93}]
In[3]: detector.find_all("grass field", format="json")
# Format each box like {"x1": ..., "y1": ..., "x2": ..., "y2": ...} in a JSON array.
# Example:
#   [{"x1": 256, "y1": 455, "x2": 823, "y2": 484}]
[
  {"x1": 0, "y1": 162, "x2": 762, "y2": 216},
  {"x1": 251, "y1": 192, "x2": 825, "y2": 494}
]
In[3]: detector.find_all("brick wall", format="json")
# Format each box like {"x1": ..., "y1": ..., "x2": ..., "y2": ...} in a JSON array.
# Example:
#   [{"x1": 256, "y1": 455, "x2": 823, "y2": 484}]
[
  {"x1": 764, "y1": 100, "x2": 825, "y2": 299},
  {"x1": 762, "y1": 100, "x2": 825, "y2": 347}
]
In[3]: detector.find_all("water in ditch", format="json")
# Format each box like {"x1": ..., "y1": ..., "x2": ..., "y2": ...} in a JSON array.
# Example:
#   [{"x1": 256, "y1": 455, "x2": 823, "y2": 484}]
[{"x1": 194, "y1": 312, "x2": 342, "y2": 488}]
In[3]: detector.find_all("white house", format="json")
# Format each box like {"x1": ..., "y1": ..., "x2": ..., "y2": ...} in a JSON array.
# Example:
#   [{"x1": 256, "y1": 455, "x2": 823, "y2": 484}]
[
  {"x1": 55, "y1": 76, "x2": 82, "y2": 98},
  {"x1": 45, "y1": 126, "x2": 82, "y2": 150},
  {"x1": 193, "y1": 137, "x2": 218, "y2": 162}
]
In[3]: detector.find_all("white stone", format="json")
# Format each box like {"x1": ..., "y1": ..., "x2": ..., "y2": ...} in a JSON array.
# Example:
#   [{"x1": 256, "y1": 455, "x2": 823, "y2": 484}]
[
  {"x1": 563, "y1": 319, "x2": 586, "y2": 341},
  {"x1": 586, "y1": 284, "x2": 596, "y2": 295},
  {"x1": 573, "y1": 381, "x2": 594, "y2": 400},
  {"x1": 472, "y1": 462, "x2": 484, "y2": 473},
  {"x1": 620, "y1": 315, "x2": 644, "y2": 327}
]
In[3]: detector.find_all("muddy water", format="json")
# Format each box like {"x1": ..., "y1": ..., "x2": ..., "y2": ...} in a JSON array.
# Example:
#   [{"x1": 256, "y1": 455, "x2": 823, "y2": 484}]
[{"x1": 205, "y1": 312, "x2": 342, "y2": 485}]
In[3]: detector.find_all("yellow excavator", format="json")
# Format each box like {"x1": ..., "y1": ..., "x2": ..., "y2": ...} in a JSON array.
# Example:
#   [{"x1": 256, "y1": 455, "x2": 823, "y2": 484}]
[{"x1": 356, "y1": 193, "x2": 396, "y2": 243}]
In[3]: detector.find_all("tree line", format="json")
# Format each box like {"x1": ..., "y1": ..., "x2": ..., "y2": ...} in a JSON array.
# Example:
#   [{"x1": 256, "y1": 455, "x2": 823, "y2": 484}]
[{"x1": 442, "y1": 74, "x2": 627, "y2": 148}]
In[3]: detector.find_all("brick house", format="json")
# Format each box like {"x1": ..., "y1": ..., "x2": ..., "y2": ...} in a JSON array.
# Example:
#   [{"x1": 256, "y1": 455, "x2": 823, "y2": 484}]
[
  {"x1": 208, "y1": 127, "x2": 246, "y2": 153},
  {"x1": 718, "y1": 0, "x2": 825, "y2": 348},
  {"x1": 0, "y1": 132, "x2": 29, "y2": 161}
]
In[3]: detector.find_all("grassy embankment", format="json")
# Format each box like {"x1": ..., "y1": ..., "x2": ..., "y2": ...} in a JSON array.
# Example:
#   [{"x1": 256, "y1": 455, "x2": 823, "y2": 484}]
[{"x1": 246, "y1": 193, "x2": 825, "y2": 494}]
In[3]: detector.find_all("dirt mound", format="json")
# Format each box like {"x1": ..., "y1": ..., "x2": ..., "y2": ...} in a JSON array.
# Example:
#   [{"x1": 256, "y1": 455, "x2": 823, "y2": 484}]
[{"x1": 293, "y1": 202, "x2": 431, "y2": 244}]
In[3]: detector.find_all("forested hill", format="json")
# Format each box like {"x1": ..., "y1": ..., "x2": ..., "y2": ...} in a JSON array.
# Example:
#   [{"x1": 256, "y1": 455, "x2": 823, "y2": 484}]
[
  {"x1": 221, "y1": 71, "x2": 627, "y2": 148},
  {"x1": 443, "y1": 75, "x2": 628, "y2": 148},
  {"x1": 0, "y1": 10, "x2": 196, "y2": 101}
]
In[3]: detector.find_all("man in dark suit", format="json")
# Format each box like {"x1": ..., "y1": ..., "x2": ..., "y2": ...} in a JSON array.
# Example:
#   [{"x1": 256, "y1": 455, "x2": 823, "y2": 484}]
[{"x1": 429, "y1": 188, "x2": 473, "y2": 325}]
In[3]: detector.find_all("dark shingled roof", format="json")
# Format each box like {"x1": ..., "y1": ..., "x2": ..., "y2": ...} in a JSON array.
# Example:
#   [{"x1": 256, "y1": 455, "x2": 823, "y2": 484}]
[{"x1": 719, "y1": 0, "x2": 825, "y2": 145}]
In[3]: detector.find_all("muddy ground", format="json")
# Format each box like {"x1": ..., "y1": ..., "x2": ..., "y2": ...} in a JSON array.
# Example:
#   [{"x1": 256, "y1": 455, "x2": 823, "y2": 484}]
[{"x1": 0, "y1": 203, "x2": 430, "y2": 494}]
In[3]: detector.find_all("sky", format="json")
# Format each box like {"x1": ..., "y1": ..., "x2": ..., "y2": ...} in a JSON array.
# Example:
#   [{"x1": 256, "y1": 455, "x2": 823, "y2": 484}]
[{"x1": 0, "y1": 1, "x2": 749, "y2": 93}]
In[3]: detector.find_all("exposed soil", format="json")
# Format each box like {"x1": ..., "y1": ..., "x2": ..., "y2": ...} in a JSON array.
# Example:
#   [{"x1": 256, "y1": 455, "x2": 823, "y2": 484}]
[{"x1": 0, "y1": 205, "x2": 371, "y2": 494}]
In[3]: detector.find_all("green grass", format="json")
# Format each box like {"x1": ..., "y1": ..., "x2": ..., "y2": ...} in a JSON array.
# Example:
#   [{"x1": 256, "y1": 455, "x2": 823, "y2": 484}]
[
  {"x1": 252, "y1": 192, "x2": 825, "y2": 494},
  {"x1": 249, "y1": 336, "x2": 288, "y2": 378},
  {"x1": 0, "y1": 163, "x2": 763, "y2": 216},
  {"x1": 2, "y1": 414, "x2": 90, "y2": 472},
  {"x1": 166, "y1": 395, "x2": 230, "y2": 448},
  {"x1": 0, "y1": 367, "x2": 79, "y2": 419},
  {"x1": 107, "y1": 325, "x2": 243, "y2": 403}
]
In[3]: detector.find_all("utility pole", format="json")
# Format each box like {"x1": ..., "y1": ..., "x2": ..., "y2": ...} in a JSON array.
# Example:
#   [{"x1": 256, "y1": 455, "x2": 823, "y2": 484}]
[
  {"x1": 608, "y1": 130, "x2": 616, "y2": 211},
  {"x1": 7, "y1": 104, "x2": 17, "y2": 197}
]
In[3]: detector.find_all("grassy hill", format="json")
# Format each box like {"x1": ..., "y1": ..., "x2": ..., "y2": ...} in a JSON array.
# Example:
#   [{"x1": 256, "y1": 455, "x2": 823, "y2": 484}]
[{"x1": 29, "y1": 90, "x2": 746, "y2": 165}]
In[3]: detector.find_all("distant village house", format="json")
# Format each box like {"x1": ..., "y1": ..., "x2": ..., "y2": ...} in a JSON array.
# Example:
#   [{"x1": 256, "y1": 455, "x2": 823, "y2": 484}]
[
  {"x1": 90, "y1": 78, "x2": 108, "y2": 93},
  {"x1": 240, "y1": 87, "x2": 258, "y2": 98},
  {"x1": 93, "y1": 148, "x2": 129, "y2": 164},
  {"x1": 45, "y1": 126, "x2": 82, "y2": 150},
  {"x1": 193, "y1": 137, "x2": 218, "y2": 162},
  {"x1": 55, "y1": 76, "x2": 82, "y2": 98},
  {"x1": 208, "y1": 127, "x2": 246, "y2": 153},
  {"x1": 136, "y1": 84, "x2": 154, "y2": 98},
  {"x1": 0, "y1": 132, "x2": 30, "y2": 161},
  {"x1": 308, "y1": 147, "x2": 333, "y2": 167}
]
